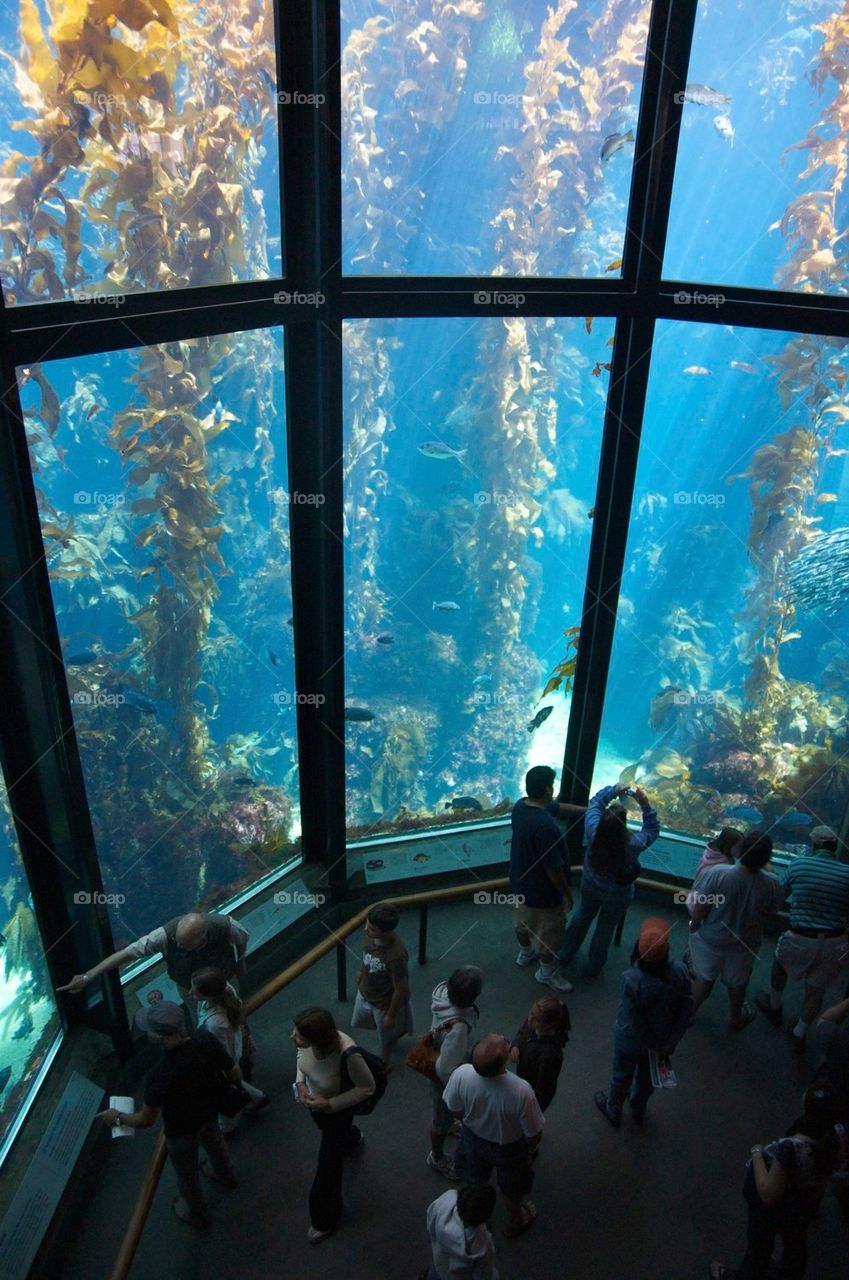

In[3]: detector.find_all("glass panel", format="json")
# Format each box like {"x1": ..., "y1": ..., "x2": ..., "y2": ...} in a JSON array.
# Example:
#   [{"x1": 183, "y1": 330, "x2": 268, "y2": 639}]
[
  {"x1": 0, "y1": 0, "x2": 281, "y2": 305},
  {"x1": 341, "y1": 1, "x2": 647, "y2": 276},
  {"x1": 19, "y1": 329, "x2": 299, "y2": 942},
  {"x1": 0, "y1": 774, "x2": 61, "y2": 1151},
  {"x1": 344, "y1": 314, "x2": 614, "y2": 838},
  {"x1": 666, "y1": 1, "x2": 848, "y2": 294},
  {"x1": 594, "y1": 320, "x2": 849, "y2": 868}
]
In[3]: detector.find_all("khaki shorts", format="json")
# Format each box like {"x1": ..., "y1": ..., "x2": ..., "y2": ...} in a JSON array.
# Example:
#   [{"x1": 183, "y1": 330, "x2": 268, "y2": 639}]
[
  {"x1": 775, "y1": 930, "x2": 849, "y2": 990},
  {"x1": 513, "y1": 903, "x2": 566, "y2": 956},
  {"x1": 688, "y1": 933, "x2": 755, "y2": 988}
]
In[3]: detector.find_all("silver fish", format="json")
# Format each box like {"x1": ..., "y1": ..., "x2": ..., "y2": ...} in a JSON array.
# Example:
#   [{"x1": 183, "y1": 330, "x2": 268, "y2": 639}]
[
  {"x1": 600, "y1": 129, "x2": 634, "y2": 162},
  {"x1": 682, "y1": 83, "x2": 732, "y2": 107},
  {"x1": 788, "y1": 527, "x2": 849, "y2": 616},
  {"x1": 433, "y1": 600, "x2": 460, "y2": 611},
  {"x1": 418, "y1": 441, "x2": 468, "y2": 461},
  {"x1": 713, "y1": 114, "x2": 734, "y2": 145}
]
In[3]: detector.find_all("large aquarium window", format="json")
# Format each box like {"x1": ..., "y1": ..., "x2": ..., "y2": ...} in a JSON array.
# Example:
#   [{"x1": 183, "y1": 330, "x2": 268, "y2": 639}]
[
  {"x1": 341, "y1": 0, "x2": 646, "y2": 276},
  {"x1": 0, "y1": 0, "x2": 282, "y2": 306},
  {"x1": 0, "y1": 773, "x2": 61, "y2": 1152},
  {"x1": 19, "y1": 329, "x2": 299, "y2": 944},
  {"x1": 344, "y1": 314, "x2": 614, "y2": 839},
  {"x1": 665, "y1": 0, "x2": 848, "y2": 295},
  {"x1": 594, "y1": 320, "x2": 849, "y2": 852}
]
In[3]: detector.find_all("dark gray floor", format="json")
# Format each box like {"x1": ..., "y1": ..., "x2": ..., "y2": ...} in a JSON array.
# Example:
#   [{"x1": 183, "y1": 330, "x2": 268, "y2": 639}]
[{"x1": 52, "y1": 895, "x2": 847, "y2": 1280}]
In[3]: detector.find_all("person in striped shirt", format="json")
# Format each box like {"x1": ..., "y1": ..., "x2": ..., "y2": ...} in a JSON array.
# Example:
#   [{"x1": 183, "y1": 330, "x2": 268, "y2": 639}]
[{"x1": 755, "y1": 826, "x2": 849, "y2": 1053}]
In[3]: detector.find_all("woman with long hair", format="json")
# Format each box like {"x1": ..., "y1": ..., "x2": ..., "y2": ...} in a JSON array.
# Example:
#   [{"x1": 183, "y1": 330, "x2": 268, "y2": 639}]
[
  {"x1": 710, "y1": 1086, "x2": 849, "y2": 1278},
  {"x1": 191, "y1": 967, "x2": 269, "y2": 1130},
  {"x1": 559, "y1": 784, "x2": 660, "y2": 977},
  {"x1": 292, "y1": 1005, "x2": 376, "y2": 1243}
]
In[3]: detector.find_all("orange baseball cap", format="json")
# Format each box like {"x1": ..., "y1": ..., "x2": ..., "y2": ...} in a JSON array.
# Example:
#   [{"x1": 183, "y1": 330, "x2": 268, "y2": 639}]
[{"x1": 638, "y1": 917, "x2": 670, "y2": 962}]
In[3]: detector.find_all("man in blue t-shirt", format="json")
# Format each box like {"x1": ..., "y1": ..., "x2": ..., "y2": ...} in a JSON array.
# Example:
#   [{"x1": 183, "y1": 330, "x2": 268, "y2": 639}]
[{"x1": 510, "y1": 765, "x2": 586, "y2": 994}]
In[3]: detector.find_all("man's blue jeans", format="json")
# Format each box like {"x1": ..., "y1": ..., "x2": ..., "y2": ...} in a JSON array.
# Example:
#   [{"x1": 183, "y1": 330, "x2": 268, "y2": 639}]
[
  {"x1": 606, "y1": 1041, "x2": 653, "y2": 1121},
  {"x1": 559, "y1": 879, "x2": 630, "y2": 975}
]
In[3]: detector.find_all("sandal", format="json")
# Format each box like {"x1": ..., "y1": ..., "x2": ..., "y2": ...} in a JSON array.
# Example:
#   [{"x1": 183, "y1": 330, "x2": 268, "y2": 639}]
[
  {"x1": 503, "y1": 1201, "x2": 537, "y2": 1237},
  {"x1": 730, "y1": 1004, "x2": 756, "y2": 1031},
  {"x1": 708, "y1": 1264, "x2": 736, "y2": 1279}
]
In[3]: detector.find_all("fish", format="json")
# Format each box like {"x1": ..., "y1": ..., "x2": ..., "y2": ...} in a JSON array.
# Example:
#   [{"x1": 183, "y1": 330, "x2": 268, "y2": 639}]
[
  {"x1": 726, "y1": 805, "x2": 764, "y2": 824},
  {"x1": 12, "y1": 1016, "x2": 33, "y2": 1041},
  {"x1": 730, "y1": 361, "x2": 758, "y2": 374},
  {"x1": 64, "y1": 650, "x2": 98, "y2": 666},
  {"x1": 345, "y1": 706, "x2": 375, "y2": 722},
  {"x1": 286, "y1": 617, "x2": 294, "y2": 626},
  {"x1": 683, "y1": 365, "x2": 711, "y2": 376},
  {"x1": 445, "y1": 796, "x2": 484, "y2": 812},
  {"x1": 649, "y1": 687, "x2": 687, "y2": 730},
  {"x1": 269, "y1": 650, "x2": 281, "y2": 666},
  {"x1": 527, "y1": 705, "x2": 554, "y2": 733},
  {"x1": 604, "y1": 259, "x2": 622, "y2": 272},
  {"x1": 587, "y1": 507, "x2": 595, "y2": 519},
  {"x1": 418, "y1": 442, "x2": 467, "y2": 461},
  {"x1": 375, "y1": 631, "x2": 394, "y2": 645},
  {"x1": 772, "y1": 811, "x2": 813, "y2": 827},
  {"x1": 713, "y1": 114, "x2": 734, "y2": 145},
  {"x1": 433, "y1": 601, "x2": 460, "y2": 612},
  {"x1": 600, "y1": 129, "x2": 634, "y2": 162},
  {"x1": 86, "y1": 404, "x2": 102, "y2": 420},
  {"x1": 0, "y1": 1065, "x2": 11, "y2": 1093},
  {"x1": 682, "y1": 83, "x2": 732, "y2": 108},
  {"x1": 232, "y1": 776, "x2": 255, "y2": 787},
  {"x1": 117, "y1": 687, "x2": 158, "y2": 715},
  {"x1": 788, "y1": 527, "x2": 849, "y2": 616},
  {"x1": 472, "y1": 674, "x2": 492, "y2": 685}
]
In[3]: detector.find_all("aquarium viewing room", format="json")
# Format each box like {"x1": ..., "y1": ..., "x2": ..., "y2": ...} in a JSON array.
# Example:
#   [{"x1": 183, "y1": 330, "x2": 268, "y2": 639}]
[{"x1": 2, "y1": 0, "x2": 849, "y2": 1276}]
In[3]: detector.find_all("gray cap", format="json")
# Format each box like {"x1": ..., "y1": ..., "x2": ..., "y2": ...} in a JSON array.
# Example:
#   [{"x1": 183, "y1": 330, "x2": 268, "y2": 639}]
[
  {"x1": 135, "y1": 1001, "x2": 186, "y2": 1036},
  {"x1": 810, "y1": 825, "x2": 838, "y2": 847}
]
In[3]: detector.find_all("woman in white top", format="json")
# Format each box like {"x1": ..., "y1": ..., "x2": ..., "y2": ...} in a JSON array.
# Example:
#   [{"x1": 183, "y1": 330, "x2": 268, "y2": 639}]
[
  {"x1": 292, "y1": 1005, "x2": 375, "y2": 1244},
  {"x1": 191, "y1": 967, "x2": 269, "y2": 1131}
]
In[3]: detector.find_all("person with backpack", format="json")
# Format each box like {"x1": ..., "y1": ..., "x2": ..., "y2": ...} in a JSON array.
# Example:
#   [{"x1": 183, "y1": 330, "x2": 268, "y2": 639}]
[
  {"x1": 709, "y1": 1086, "x2": 849, "y2": 1278},
  {"x1": 593, "y1": 917, "x2": 692, "y2": 1127},
  {"x1": 425, "y1": 966, "x2": 484, "y2": 1180},
  {"x1": 191, "y1": 966, "x2": 270, "y2": 1131},
  {"x1": 558, "y1": 784, "x2": 660, "y2": 978},
  {"x1": 291, "y1": 1005, "x2": 380, "y2": 1244}
]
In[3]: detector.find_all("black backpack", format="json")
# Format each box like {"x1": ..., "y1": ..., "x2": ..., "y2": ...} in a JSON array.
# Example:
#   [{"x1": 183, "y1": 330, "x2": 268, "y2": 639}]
[{"x1": 339, "y1": 1044, "x2": 387, "y2": 1114}]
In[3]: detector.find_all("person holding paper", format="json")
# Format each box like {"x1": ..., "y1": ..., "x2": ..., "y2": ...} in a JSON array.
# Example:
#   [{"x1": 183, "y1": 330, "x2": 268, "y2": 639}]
[
  {"x1": 593, "y1": 917, "x2": 692, "y2": 1128},
  {"x1": 59, "y1": 910, "x2": 248, "y2": 1026}
]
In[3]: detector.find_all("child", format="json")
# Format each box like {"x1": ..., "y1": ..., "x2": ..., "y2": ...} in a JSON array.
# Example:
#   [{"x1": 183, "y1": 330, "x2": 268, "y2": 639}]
[
  {"x1": 594, "y1": 917, "x2": 693, "y2": 1127},
  {"x1": 191, "y1": 966, "x2": 269, "y2": 1130},
  {"x1": 352, "y1": 902, "x2": 413, "y2": 1069},
  {"x1": 692, "y1": 827, "x2": 743, "y2": 889},
  {"x1": 422, "y1": 1183, "x2": 499, "y2": 1280},
  {"x1": 509, "y1": 995, "x2": 570, "y2": 1112}
]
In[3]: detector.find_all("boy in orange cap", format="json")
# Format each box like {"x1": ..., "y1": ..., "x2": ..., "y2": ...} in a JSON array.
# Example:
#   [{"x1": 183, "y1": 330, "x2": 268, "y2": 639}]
[{"x1": 594, "y1": 916, "x2": 693, "y2": 1127}]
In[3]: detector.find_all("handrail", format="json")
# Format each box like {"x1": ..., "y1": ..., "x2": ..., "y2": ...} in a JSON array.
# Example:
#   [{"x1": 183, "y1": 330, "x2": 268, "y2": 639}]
[{"x1": 108, "y1": 868, "x2": 731, "y2": 1279}]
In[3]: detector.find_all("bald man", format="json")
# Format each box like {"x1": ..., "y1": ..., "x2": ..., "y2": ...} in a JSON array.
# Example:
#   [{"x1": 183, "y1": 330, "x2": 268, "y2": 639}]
[
  {"x1": 59, "y1": 911, "x2": 248, "y2": 1027},
  {"x1": 442, "y1": 1033, "x2": 543, "y2": 1236}
]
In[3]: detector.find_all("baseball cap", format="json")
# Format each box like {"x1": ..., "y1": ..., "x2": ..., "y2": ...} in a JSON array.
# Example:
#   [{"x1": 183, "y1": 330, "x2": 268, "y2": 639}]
[
  {"x1": 638, "y1": 917, "x2": 670, "y2": 963},
  {"x1": 135, "y1": 1001, "x2": 186, "y2": 1036},
  {"x1": 810, "y1": 825, "x2": 838, "y2": 847}
]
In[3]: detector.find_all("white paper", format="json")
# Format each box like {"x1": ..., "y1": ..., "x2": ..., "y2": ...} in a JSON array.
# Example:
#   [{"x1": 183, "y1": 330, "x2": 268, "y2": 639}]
[{"x1": 109, "y1": 1095, "x2": 135, "y2": 1138}]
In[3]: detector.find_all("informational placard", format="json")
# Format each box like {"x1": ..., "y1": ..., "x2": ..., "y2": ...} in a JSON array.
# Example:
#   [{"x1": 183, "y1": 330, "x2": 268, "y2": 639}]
[
  {"x1": 360, "y1": 823, "x2": 513, "y2": 885},
  {"x1": 241, "y1": 878, "x2": 322, "y2": 952},
  {"x1": 0, "y1": 1072, "x2": 102, "y2": 1280},
  {"x1": 134, "y1": 972, "x2": 182, "y2": 1008}
]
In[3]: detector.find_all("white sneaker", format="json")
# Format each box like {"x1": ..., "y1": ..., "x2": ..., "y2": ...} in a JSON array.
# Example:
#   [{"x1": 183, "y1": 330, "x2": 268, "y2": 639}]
[
  {"x1": 516, "y1": 948, "x2": 537, "y2": 967},
  {"x1": 534, "y1": 966, "x2": 573, "y2": 994}
]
